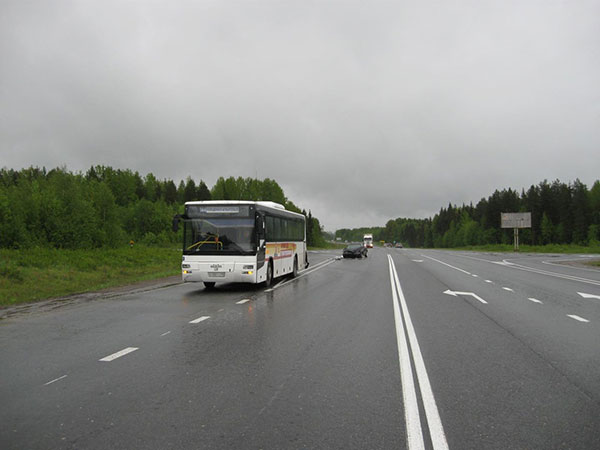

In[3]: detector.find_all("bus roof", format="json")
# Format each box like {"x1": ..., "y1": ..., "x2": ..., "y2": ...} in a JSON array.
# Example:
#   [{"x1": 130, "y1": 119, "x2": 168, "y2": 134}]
[
  {"x1": 185, "y1": 200, "x2": 284, "y2": 209},
  {"x1": 184, "y1": 200, "x2": 304, "y2": 219}
]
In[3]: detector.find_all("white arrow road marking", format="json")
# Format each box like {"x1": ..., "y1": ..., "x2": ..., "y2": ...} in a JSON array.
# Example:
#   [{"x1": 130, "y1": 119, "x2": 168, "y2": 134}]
[
  {"x1": 443, "y1": 290, "x2": 488, "y2": 304},
  {"x1": 578, "y1": 292, "x2": 600, "y2": 300},
  {"x1": 567, "y1": 315, "x2": 590, "y2": 323},
  {"x1": 493, "y1": 259, "x2": 516, "y2": 266},
  {"x1": 99, "y1": 347, "x2": 139, "y2": 362},
  {"x1": 189, "y1": 316, "x2": 210, "y2": 324}
]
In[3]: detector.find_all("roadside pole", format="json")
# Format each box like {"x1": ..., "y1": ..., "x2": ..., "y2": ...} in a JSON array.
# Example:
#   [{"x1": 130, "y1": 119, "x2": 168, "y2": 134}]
[{"x1": 501, "y1": 212, "x2": 531, "y2": 252}]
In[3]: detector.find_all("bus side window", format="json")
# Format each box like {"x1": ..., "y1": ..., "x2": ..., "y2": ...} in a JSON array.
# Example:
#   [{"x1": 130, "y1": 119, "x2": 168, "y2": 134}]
[{"x1": 266, "y1": 216, "x2": 274, "y2": 241}]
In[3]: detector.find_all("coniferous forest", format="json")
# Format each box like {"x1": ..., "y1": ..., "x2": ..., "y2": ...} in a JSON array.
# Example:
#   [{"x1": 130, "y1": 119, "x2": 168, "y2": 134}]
[
  {"x1": 2, "y1": 168, "x2": 599, "y2": 251},
  {"x1": 0, "y1": 166, "x2": 327, "y2": 249},
  {"x1": 336, "y1": 179, "x2": 600, "y2": 249}
]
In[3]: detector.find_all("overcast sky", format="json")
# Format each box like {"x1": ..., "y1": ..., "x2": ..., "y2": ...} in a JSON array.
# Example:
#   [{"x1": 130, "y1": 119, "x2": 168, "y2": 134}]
[{"x1": 1, "y1": 1, "x2": 599, "y2": 231}]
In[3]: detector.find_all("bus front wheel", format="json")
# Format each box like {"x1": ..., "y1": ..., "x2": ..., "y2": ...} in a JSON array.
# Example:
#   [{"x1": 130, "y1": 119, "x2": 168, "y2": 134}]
[
  {"x1": 265, "y1": 261, "x2": 273, "y2": 287},
  {"x1": 203, "y1": 282, "x2": 216, "y2": 289}
]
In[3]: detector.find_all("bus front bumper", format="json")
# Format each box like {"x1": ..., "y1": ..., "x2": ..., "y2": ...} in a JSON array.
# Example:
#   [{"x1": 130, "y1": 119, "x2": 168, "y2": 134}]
[{"x1": 182, "y1": 268, "x2": 257, "y2": 284}]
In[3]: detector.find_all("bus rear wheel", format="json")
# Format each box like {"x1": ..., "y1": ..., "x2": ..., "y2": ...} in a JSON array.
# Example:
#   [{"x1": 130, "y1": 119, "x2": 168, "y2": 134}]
[{"x1": 292, "y1": 256, "x2": 298, "y2": 278}]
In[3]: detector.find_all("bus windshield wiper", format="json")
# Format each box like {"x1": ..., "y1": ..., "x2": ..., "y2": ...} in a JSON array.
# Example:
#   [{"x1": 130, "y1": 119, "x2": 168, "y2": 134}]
[{"x1": 187, "y1": 233, "x2": 222, "y2": 251}]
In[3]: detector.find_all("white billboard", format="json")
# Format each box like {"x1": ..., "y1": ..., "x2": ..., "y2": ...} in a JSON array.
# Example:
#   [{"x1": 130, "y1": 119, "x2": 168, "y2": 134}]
[{"x1": 501, "y1": 212, "x2": 531, "y2": 229}]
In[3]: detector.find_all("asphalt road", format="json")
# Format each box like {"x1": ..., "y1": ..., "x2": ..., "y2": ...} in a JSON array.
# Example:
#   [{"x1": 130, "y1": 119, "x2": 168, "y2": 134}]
[{"x1": 1, "y1": 249, "x2": 599, "y2": 449}]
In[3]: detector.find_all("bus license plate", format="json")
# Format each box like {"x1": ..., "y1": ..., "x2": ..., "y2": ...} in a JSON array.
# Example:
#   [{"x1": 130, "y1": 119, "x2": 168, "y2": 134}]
[{"x1": 208, "y1": 272, "x2": 225, "y2": 278}]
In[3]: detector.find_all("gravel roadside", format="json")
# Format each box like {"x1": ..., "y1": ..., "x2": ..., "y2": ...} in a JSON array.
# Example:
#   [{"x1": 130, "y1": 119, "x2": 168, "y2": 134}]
[{"x1": 0, "y1": 275, "x2": 182, "y2": 321}]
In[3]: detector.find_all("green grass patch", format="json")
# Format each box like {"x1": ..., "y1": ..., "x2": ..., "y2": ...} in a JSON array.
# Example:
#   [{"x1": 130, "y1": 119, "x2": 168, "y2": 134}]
[{"x1": 0, "y1": 246, "x2": 181, "y2": 306}]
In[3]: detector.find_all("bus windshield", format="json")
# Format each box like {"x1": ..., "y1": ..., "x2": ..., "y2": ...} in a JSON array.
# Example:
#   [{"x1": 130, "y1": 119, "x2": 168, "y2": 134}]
[{"x1": 183, "y1": 217, "x2": 256, "y2": 255}]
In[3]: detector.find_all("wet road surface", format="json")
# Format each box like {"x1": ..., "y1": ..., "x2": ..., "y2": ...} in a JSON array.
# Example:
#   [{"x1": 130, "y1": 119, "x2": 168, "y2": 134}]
[{"x1": 1, "y1": 249, "x2": 599, "y2": 449}]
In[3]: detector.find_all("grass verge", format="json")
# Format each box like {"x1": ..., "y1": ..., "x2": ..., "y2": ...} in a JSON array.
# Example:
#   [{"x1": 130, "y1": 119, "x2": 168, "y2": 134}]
[{"x1": 0, "y1": 246, "x2": 180, "y2": 307}]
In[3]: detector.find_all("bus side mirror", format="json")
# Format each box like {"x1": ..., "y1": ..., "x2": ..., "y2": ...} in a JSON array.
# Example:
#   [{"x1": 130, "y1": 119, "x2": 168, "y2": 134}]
[{"x1": 172, "y1": 215, "x2": 181, "y2": 232}]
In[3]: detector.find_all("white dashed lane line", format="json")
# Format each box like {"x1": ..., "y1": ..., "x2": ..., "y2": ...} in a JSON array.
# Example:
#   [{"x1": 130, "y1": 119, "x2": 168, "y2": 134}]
[
  {"x1": 236, "y1": 299, "x2": 251, "y2": 304},
  {"x1": 421, "y1": 254, "x2": 471, "y2": 275},
  {"x1": 160, "y1": 331, "x2": 171, "y2": 336},
  {"x1": 189, "y1": 316, "x2": 211, "y2": 324},
  {"x1": 528, "y1": 298, "x2": 543, "y2": 304},
  {"x1": 44, "y1": 375, "x2": 68, "y2": 386},
  {"x1": 578, "y1": 292, "x2": 600, "y2": 300},
  {"x1": 567, "y1": 315, "x2": 590, "y2": 323},
  {"x1": 99, "y1": 347, "x2": 139, "y2": 362}
]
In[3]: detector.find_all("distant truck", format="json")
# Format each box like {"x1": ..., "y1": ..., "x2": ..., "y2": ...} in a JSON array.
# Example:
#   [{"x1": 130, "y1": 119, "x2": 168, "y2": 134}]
[{"x1": 363, "y1": 234, "x2": 373, "y2": 248}]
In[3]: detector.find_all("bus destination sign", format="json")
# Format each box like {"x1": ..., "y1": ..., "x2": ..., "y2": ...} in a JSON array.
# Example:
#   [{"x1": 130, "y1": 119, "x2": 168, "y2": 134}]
[{"x1": 199, "y1": 206, "x2": 240, "y2": 214}]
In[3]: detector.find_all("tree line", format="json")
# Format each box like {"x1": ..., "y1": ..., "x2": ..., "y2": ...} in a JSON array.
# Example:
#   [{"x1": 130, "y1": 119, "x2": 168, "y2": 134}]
[
  {"x1": 0, "y1": 166, "x2": 326, "y2": 249},
  {"x1": 336, "y1": 179, "x2": 600, "y2": 248}
]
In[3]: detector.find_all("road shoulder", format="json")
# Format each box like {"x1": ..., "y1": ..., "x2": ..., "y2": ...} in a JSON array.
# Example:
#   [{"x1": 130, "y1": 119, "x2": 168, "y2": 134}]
[{"x1": 0, "y1": 275, "x2": 182, "y2": 321}]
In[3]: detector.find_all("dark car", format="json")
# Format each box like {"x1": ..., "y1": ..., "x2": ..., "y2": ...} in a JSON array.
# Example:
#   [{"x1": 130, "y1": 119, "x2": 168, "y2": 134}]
[{"x1": 343, "y1": 243, "x2": 368, "y2": 259}]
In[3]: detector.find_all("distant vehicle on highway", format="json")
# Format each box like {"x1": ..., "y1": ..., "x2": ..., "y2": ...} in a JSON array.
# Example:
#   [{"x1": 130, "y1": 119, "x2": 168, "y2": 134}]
[
  {"x1": 395, "y1": 243, "x2": 403, "y2": 248},
  {"x1": 363, "y1": 234, "x2": 373, "y2": 248},
  {"x1": 343, "y1": 243, "x2": 368, "y2": 259}
]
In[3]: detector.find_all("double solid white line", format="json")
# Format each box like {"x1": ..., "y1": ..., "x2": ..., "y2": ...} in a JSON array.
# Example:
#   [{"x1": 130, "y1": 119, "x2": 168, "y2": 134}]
[{"x1": 388, "y1": 255, "x2": 448, "y2": 450}]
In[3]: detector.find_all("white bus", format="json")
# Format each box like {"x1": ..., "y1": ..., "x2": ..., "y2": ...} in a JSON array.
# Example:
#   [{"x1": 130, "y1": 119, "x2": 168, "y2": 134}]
[
  {"x1": 173, "y1": 201, "x2": 308, "y2": 288},
  {"x1": 363, "y1": 233, "x2": 373, "y2": 248}
]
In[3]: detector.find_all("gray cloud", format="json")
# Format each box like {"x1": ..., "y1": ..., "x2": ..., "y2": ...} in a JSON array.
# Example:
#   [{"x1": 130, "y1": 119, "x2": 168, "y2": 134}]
[{"x1": 2, "y1": 0, "x2": 599, "y2": 230}]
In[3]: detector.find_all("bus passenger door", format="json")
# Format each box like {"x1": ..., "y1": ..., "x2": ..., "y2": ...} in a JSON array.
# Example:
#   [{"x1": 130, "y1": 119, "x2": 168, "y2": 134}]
[{"x1": 256, "y1": 213, "x2": 266, "y2": 269}]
